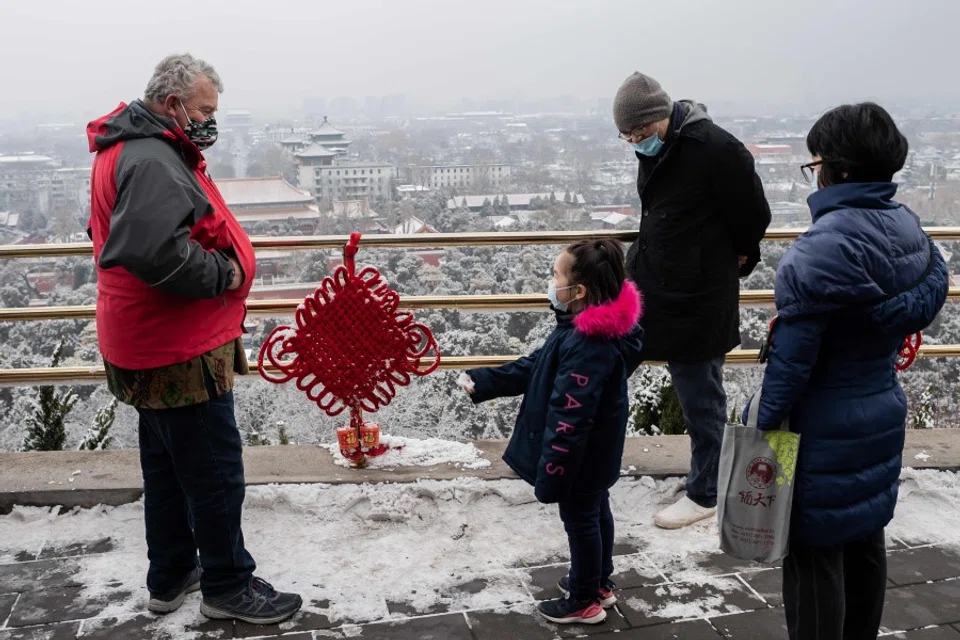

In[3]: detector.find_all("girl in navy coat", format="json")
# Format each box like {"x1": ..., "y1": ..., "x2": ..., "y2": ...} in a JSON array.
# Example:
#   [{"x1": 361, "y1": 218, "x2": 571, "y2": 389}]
[
  {"x1": 745, "y1": 103, "x2": 949, "y2": 640},
  {"x1": 460, "y1": 239, "x2": 644, "y2": 625}
]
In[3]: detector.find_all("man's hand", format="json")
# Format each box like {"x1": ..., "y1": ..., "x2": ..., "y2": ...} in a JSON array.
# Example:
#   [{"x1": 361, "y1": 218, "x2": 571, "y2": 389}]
[
  {"x1": 227, "y1": 257, "x2": 245, "y2": 291},
  {"x1": 738, "y1": 255, "x2": 748, "y2": 267}
]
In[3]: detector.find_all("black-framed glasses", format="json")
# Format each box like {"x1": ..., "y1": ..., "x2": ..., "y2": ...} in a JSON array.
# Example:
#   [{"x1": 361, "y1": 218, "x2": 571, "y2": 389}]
[
  {"x1": 618, "y1": 124, "x2": 649, "y2": 142},
  {"x1": 800, "y1": 161, "x2": 823, "y2": 183}
]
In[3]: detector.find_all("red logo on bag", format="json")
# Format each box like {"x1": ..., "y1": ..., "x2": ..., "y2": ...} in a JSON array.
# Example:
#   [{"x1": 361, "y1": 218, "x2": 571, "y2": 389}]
[{"x1": 746, "y1": 457, "x2": 777, "y2": 490}]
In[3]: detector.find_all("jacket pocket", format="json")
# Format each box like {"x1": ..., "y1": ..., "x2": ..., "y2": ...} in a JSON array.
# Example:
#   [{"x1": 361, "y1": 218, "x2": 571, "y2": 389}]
[{"x1": 662, "y1": 245, "x2": 703, "y2": 293}]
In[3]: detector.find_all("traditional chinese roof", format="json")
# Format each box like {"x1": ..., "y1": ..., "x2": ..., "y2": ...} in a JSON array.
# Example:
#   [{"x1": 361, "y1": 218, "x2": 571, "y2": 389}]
[
  {"x1": 310, "y1": 116, "x2": 345, "y2": 139},
  {"x1": 295, "y1": 143, "x2": 339, "y2": 159},
  {"x1": 215, "y1": 176, "x2": 315, "y2": 207}
]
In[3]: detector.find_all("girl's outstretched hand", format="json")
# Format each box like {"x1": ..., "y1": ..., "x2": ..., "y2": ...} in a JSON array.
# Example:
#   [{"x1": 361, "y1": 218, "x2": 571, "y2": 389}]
[{"x1": 456, "y1": 372, "x2": 475, "y2": 395}]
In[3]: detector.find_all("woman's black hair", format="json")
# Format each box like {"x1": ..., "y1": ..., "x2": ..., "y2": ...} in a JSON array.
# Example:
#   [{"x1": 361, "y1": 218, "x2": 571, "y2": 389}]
[
  {"x1": 806, "y1": 102, "x2": 909, "y2": 186},
  {"x1": 566, "y1": 239, "x2": 627, "y2": 306}
]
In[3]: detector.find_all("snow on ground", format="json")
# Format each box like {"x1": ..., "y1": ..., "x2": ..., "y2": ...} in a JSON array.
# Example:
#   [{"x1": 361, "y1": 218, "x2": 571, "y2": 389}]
[
  {"x1": 1, "y1": 469, "x2": 958, "y2": 638},
  {"x1": 323, "y1": 435, "x2": 492, "y2": 470}
]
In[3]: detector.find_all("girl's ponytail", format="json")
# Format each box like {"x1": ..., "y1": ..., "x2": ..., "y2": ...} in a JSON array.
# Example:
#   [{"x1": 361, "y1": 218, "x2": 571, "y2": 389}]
[{"x1": 566, "y1": 239, "x2": 627, "y2": 306}]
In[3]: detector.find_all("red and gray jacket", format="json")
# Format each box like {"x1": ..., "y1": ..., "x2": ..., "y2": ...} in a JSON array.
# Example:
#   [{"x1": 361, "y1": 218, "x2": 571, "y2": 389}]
[{"x1": 87, "y1": 100, "x2": 257, "y2": 370}]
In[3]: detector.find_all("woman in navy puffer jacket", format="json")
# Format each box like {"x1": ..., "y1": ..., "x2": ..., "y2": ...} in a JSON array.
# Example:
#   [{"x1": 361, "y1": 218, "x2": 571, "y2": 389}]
[{"x1": 744, "y1": 103, "x2": 949, "y2": 640}]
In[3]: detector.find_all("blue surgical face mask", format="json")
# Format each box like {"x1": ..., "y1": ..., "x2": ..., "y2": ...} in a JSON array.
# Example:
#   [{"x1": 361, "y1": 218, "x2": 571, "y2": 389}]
[
  {"x1": 632, "y1": 133, "x2": 664, "y2": 157},
  {"x1": 548, "y1": 282, "x2": 575, "y2": 312}
]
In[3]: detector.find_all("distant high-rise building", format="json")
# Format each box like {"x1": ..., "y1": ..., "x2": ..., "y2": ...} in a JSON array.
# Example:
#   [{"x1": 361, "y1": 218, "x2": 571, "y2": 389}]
[
  {"x1": 303, "y1": 97, "x2": 327, "y2": 117},
  {"x1": 381, "y1": 94, "x2": 407, "y2": 117},
  {"x1": 329, "y1": 97, "x2": 357, "y2": 118}
]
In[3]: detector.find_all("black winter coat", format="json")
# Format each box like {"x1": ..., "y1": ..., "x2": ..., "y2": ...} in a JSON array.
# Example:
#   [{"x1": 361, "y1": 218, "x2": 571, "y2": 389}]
[
  {"x1": 468, "y1": 282, "x2": 644, "y2": 503},
  {"x1": 626, "y1": 101, "x2": 771, "y2": 362}
]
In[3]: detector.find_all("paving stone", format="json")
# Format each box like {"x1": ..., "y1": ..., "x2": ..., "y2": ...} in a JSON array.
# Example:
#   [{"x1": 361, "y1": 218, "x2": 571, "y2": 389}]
[
  {"x1": 897, "y1": 535, "x2": 941, "y2": 549},
  {"x1": 887, "y1": 546, "x2": 960, "y2": 587},
  {"x1": 78, "y1": 614, "x2": 233, "y2": 639},
  {"x1": 610, "y1": 555, "x2": 665, "y2": 590},
  {"x1": 882, "y1": 581, "x2": 960, "y2": 631},
  {"x1": 386, "y1": 578, "x2": 491, "y2": 616},
  {"x1": 0, "y1": 594, "x2": 17, "y2": 623},
  {"x1": 234, "y1": 607, "x2": 334, "y2": 638},
  {"x1": 740, "y1": 569, "x2": 783, "y2": 607},
  {"x1": 617, "y1": 577, "x2": 766, "y2": 627},
  {"x1": 355, "y1": 613, "x2": 473, "y2": 639},
  {"x1": 607, "y1": 619, "x2": 723, "y2": 639},
  {"x1": 880, "y1": 626, "x2": 960, "y2": 638},
  {"x1": 711, "y1": 607, "x2": 788, "y2": 638},
  {"x1": 0, "y1": 623, "x2": 82, "y2": 640},
  {"x1": 467, "y1": 604, "x2": 628, "y2": 639},
  {"x1": 0, "y1": 559, "x2": 83, "y2": 592},
  {"x1": 887, "y1": 534, "x2": 909, "y2": 550},
  {"x1": 662, "y1": 551, "x2": 772, "y2": 582},
  {"x1": 526, "y1": 565, "x2": 568, "y2": 601},
  {"x1": 554, "y1": 608, "x2": 630, "y2": 637},
  {"x1": 612, "y1": 540, "x2": 645, "y2": 556},
  {"x1": 466, "y1": 607, "x2": 559, "y2": 640},
  {"x1": 38, "y1": 538, "x2": 115, "y2": 560},
  {"x1": 7, "y1": 585, "x2": 131, "y2": 626}
]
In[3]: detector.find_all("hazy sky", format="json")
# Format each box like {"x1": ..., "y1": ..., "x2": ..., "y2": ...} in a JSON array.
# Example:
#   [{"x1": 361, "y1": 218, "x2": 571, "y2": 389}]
[{"x1": 2, "y1": 0, "x2": 959, "y2": 120}]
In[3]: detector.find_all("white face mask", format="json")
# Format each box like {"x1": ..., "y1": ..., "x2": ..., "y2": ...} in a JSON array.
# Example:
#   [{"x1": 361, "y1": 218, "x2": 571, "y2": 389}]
[{"x1": 548, "y1": 282, "x2": 575, "y2": 311}]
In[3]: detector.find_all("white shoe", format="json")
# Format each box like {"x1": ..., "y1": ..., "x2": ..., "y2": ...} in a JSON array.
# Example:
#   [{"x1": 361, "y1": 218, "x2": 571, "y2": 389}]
[{"x1": 654, "y1": 496, "x2": 717, "y2": 530}]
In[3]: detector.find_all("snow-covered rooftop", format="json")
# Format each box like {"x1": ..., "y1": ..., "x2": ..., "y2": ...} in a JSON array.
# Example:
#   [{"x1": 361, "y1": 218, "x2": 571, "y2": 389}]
[
  {"x1": 448, "y1": 193, "x2": 586, "y2": 210},
  {"x1": 215, "y1": 176, "x2": 315, "y2": 207}
]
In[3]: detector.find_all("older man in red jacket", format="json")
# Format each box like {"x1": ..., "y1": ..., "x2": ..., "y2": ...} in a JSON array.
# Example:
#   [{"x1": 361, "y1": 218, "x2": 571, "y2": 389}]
[{"x1": 87, "y1": 53, "x2": 301, "y2": 625}]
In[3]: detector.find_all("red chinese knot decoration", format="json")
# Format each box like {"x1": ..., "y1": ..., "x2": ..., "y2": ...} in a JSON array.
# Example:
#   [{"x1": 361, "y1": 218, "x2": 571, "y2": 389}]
[
  {"x1": 258, "y1": 232, "x2": 441, "y2": 465},
  {"x1": 895, "y1": 332, "x2": 922, "y2": 372}
]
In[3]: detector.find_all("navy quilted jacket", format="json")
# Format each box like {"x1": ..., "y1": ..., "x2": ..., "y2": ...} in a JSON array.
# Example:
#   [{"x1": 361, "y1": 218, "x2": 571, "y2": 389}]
[
  {"x1": 468, "y1": 281, "x2": 644, "y2": 503},
  {"x1": 744, "y1": 182, "x2": 948, "y2": 548}
]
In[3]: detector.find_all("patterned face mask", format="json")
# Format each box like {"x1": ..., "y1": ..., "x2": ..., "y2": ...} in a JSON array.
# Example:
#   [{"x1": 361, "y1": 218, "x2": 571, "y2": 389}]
[{"x1": 179, "y1": 101, "x2": 218, "y2": 150}]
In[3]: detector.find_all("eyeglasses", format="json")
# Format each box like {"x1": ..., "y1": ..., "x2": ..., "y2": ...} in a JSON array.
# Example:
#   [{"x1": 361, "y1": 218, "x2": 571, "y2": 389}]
[
  {"x1": 618, "y1": 125, "x2": 649, "y2": 142},
  {"x1": 800, "y1": 161, "x2": 823, "y2": 183}
]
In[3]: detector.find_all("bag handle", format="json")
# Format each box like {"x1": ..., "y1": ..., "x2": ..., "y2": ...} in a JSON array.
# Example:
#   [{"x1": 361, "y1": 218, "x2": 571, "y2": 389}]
[{"x1": 745, "y1": 390, "x2": 790, "y2": 432}]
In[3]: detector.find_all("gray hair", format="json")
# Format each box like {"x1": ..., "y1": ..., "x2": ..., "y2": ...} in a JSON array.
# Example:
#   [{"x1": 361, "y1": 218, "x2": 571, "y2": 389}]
[{"x1": 143, "y1": 53, "x2": 223, "y2": 104}]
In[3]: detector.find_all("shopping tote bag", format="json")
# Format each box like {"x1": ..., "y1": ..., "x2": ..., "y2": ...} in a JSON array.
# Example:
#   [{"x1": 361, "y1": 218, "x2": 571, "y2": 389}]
[{"x1": 716, "y1": 391, "x2": 799, "y2": 564}]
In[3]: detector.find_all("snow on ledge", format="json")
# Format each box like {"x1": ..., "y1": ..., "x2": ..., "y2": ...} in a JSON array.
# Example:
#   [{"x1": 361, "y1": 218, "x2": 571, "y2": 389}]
[{"x1": 323, "y1": 435, "x2": 492, "y2": 470}]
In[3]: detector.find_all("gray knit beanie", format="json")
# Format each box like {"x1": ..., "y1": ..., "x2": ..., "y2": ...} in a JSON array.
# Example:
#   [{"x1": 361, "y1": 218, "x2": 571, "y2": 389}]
[{"x1": 613, "y1": 72, "x2": 673, "y2": 133}]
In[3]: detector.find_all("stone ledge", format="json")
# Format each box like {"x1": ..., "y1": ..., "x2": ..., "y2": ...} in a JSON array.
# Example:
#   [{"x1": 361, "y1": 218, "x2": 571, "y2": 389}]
[{"x1": 0, "y1": 430, "x2": 957, "y2": 513}]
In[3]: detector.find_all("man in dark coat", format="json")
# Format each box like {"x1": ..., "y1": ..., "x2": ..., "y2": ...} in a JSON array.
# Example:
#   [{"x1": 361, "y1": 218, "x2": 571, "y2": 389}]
[{"x1": 613, "y1": 72, "x2": 771, "y2": 529}]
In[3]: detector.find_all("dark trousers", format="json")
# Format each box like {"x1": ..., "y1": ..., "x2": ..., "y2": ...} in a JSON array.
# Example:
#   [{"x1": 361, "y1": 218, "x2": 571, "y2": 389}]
[
  {"x1": 558, "y1": 490, "x2": 614, "y2": 602},
  {"x1": 783, "y1": 528, "x2": 887, "y2": 640},
  {"x1": 667, "y1": 357, "x2": 727, "y2": 509},
  {"x1": 137, "y1": 372, "x2": 256, "y2": 598}
]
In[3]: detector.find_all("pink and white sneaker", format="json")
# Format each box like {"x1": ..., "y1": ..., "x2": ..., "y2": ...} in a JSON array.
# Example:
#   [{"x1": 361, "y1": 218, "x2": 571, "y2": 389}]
[{"x1": 537, "y1": 594, "x2": 607, "y2": 625}]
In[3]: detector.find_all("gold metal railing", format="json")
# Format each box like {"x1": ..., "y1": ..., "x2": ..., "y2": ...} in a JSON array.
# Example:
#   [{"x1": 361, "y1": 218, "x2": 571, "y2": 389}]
[
  {"x1": 2, "y1": 227, "x2": 960, "y2": 387},
  {"x1": 3, "y1": 227, "x2": 960, "y2": 259},
  {"x1": 4, "y1": 345, "x2": 960, "y2": 386},
  {"x1": 2, "y1": 288, "x2": 959, "y2": 323}
]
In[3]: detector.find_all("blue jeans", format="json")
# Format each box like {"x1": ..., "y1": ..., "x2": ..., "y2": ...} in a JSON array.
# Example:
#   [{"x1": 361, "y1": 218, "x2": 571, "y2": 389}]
[
  {"x1": 667, "y1": 357, "x2": 727, "y2": 509},
  {"x1": 558, "y1": 490, "x2": 615, "y2": 602},
  {"x1": 137, "y1": 371, "x2": 256, "y2": 598}
]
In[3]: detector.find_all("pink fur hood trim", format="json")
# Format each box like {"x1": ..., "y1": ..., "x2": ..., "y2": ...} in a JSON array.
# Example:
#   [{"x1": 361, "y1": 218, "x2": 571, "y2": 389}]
[{"x1": 573, "y1": 280, "x2": 643, "y2": 338}]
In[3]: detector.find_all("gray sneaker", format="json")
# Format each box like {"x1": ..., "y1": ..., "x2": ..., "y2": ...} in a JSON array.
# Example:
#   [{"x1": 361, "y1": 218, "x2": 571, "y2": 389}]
[
  {"x1": 148, "y1": 567, "x2": 202, "y2": 614},
  {"x1": 200, "y1": 577, "x2": 302, "y2": 625}
]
